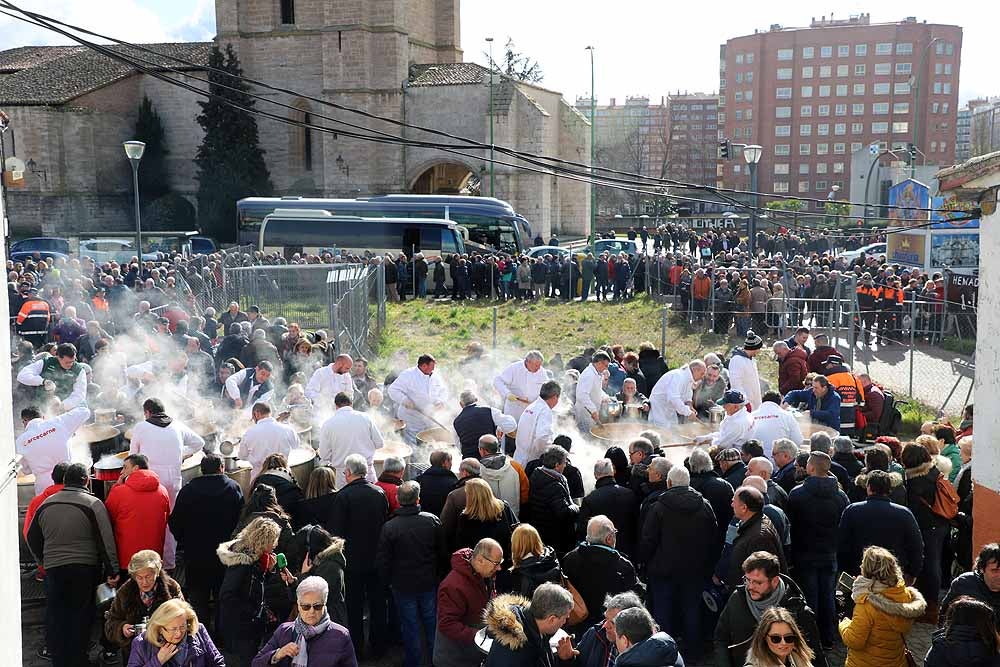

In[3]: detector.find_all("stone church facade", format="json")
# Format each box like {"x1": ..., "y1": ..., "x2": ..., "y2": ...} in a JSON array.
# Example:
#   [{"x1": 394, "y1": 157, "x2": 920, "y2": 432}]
[{"x1": 0, "y1": 0, "x2": 589, "y2": 241}]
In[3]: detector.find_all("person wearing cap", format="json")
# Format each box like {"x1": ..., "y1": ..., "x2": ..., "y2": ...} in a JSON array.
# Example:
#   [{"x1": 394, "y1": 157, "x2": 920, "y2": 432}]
[
  {"x1": 782, "y1": 376, "x2": 841, "y2": 431},
  {"x1": 728, "y1": 331, "x2": 763, "y2": 411},
  {"x1": 696, "y1": 390, "x2": 756, "y2": 452},
  {"x1": 807, "y1": 333, "x2": 838, "y2": 374},
  {"x1": 855, "y1": 273, "x2": 881, "y2": 345},
  {"x1": 821, "y1": 355, "x2": 864, "y2": 436}
]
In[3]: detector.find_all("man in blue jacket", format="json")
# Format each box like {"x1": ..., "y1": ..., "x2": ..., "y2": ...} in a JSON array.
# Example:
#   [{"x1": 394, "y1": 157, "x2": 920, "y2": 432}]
[{"x1": 783, "y1": 375, "x2": 842, "y2": 431}]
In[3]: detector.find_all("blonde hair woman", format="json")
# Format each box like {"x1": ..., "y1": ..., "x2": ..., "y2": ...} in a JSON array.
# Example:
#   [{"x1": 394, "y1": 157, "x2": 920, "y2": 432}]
[
  {"x1": 838, "y1": 546, "x2": 926, "y2": 667},
  {"x1": 914, "y1": 434, "x2": 953, "y2": 479},
  {"x1": 125, "y1": 598, "x2": 224, "y2": 666},
  {"x1": 745, "y1": 606, "x2": 815, "y2": 667},
  {"x1": 507, "y1": 523, "x2": 562, "y2": 597},
  {"x1": 301, "y1": 465, "x2": 338, "y2": 526},
  {"x1": 455, "y1": 478, "x2": 518, "y2": 571}
]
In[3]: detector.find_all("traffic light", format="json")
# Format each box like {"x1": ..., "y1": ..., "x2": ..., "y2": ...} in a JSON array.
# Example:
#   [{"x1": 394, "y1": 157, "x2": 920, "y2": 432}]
[
  {"x1": 907, "y1": 143, "x2": 918, "y2": 164},
  {"x1": 718, "y1": 139, "x2": 732, "y2": 160}
]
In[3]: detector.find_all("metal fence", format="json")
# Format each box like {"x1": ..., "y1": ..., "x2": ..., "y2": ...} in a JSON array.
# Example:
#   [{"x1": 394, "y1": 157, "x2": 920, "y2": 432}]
[{"x1": 326, "y1": 263, "x2": 386, "y2": 358}]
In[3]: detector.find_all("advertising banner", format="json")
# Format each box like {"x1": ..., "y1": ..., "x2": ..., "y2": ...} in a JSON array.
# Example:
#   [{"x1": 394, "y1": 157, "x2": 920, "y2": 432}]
[
  {"x1": 887, "y1": 179, "x2": 930, "y2": 227},
  {"x1": 886, "y1": 232, "x2": 926, "y2": 267},
  {"x1": 931, "y1": 195, "x2": 980, "y2": 229},
  {"x1": 930, "y1": 233, "x2": 979, "y2": 269}
]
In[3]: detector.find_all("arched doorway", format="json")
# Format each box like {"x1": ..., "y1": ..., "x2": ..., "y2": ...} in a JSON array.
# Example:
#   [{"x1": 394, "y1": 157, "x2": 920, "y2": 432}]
[{"x1": 410, "y1": 162, "x2": 479, "y2": 194}]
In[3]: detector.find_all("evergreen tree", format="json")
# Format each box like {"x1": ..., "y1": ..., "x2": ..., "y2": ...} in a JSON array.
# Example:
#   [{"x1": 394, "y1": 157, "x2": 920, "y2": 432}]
[
  {"x1": 134, "y1": 95, "x2": 170, "y2": 205},
  {"x1": 195, "y1": 44, "x2": 272, "y2": 242}
]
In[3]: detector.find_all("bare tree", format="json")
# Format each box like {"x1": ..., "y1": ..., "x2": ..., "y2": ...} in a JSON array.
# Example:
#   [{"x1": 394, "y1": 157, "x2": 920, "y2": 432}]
[{"x1": 484, "y1": 38, "x2": 544, "y2": 83}]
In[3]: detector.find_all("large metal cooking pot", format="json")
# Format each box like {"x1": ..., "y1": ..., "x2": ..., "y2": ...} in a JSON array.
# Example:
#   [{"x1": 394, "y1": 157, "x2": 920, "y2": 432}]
[
  {"x1": 708, "y1": 406, "x2": 726, "y2": 425},
  {"x1": 93, "y1": 452, "x2": 128, "y2": 501},
  {"x1": 623, "y1": 403, "x2": 646, "y2": 420},
  {"x1": 180, "y1": 450, "x2": 253, "y2": 495},
  {"x1": 416, "y1": 427, "x2": 455, "y2": 447},
  {"x1": 600, "y1": 399, "x2": 622, "y2": 422},
  {"x1": 71, "y1": 424, "x2": 124, "y2": 462},
  {"x1": 374, "y1": 441, "x2": 414, "y2": 478},
  {"x1": 289, "y1": 447, "x2": 318, "y2": 490},
  {"x1": 94, "y1": 409, "x2": 117, "y2": 425}
]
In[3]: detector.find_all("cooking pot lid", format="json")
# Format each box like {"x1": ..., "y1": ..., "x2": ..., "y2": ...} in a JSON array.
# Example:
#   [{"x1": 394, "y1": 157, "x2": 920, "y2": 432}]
[
  {"x1": 93, "y1": 456, "x2": 125, "y2": 470},
  {"x1": 74, "y1": 424, "x2": 120, "y2": 443}
]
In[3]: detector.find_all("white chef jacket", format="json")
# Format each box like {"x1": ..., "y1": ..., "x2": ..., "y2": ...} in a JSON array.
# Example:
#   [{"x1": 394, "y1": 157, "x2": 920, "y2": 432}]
[
  {"x1": 700, "y1": 407, "x2": 755, "y2": 450},
  {"x1": 514, "y1": 398, "x2": 554, "y2": 466},
  {"x1": 124, "y1": 360, "x2": 189, "y2": 399},
  {"x1": 751, "y1": 402, "x2": 805, "y2": 459},
  {"x1": 728, "y1": 352, "x2": 762, "y2": 410},
  {"x1": 305, "y1": 365, "x2": 355, "y2": 406},
  {"x1": 386, "y1": 366, "x2": 450, "y2": 436},
  {"x1": 575, "y1": 364, "x2": 607, "y2": 426},
  {"x1": 318, "y1": 407, "x2": 384, "y2": 483},
  {"x1": 129, "y1": 418, "x2": 205, "y2": 496},
  {"x1": 16, "y1": 406, "x2": 91, "y2": 496},
  {"x1": 648, "y1": 366, "x2": 695, "y2": 426},
  {"x1": 241, "y1": 417, "x2": 300, "y2": 478},
  {"x1": 224, "y1": 368, "x2": 276, "y2": 408},
  {"x1": 493, "y1": 360, "x2": 548, "y2": 422},
  {"x1": 17, "y1": 359, "x2": 89, "y2": 411}
]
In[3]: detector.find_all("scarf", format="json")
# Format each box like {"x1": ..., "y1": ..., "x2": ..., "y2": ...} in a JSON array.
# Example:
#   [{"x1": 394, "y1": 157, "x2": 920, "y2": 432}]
[
  {"x1": 746, "y1": 577, "x2": 787, "y2": 621},
  {"x1": 146, "y1": 413, "x2": 173, "y2": 428},
  {"x1": 291, "y1": 613, "x2": 332, "y2": 667},
  {"x1": 851, "y1": 574, "x2": 890, "y2": 603},
  {"x1": 170, "y1": 636, "x2": 191, "y2": 666}
]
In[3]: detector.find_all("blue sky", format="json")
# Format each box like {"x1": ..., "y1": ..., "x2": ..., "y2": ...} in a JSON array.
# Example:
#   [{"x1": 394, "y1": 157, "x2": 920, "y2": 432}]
[{"x1": 0, "y1": 1, "x2": 992, "y2": 105}]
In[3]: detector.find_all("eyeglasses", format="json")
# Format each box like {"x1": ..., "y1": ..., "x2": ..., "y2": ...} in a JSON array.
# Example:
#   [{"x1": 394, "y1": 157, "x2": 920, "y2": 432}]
[
  {"x1": 298, "y1": 603, "x2": 325, "y2": 612},
  {"x1": 767, "y1": 634, "x2": 797, "y2": 645},
  {"x1": 479, "y1": 555, "x2": 502, "y2": 567}
]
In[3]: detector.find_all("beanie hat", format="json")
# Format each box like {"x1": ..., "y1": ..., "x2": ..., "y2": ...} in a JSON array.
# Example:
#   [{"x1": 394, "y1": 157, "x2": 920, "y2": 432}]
[{"x1": 744, "y1": 330, "x2": 763, "y2": 350}]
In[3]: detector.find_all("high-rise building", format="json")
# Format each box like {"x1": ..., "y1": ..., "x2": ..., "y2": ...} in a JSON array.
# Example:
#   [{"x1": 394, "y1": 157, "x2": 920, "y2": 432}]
[
  {"x1": 719, "y1": 14, "x2": 962, "y2": 210},
  {"x1": 967, "y1": 97, "x2": 1000, "y2": 159},
  {"x1": 665, "y1": 93, "x2": 720, "y2": 187}
]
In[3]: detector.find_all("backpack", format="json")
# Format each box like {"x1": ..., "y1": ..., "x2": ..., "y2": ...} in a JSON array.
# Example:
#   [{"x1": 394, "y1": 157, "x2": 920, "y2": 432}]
[
  {"x1": 923, "y1": 474, "x2": 960, "y2": 521},
  {"x1": 878, "y1": 388, "x2": 903, "y2": 436}
]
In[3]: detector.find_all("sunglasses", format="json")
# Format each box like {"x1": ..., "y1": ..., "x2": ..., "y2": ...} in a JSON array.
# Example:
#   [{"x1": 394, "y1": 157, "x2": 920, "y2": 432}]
[
  {"x1": 768, "y1": 634, "x2": 797, "y2": 645},
  {"x1": 298, "y1": 603, "x2": 325, "y2": 612}
]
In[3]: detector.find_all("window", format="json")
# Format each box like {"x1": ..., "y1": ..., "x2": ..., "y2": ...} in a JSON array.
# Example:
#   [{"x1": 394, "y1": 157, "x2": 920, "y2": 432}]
[
  {"x1": 853, "y1": 83, "x2": 866, "y2": 95},
  {"x1": 799, "y1": 143, "x2": 812, "y2": 155},
  {"x1": 855, "y1": 44, "x2": 868, "y2": 56},
  {"x1": 817, "y1": 143, "x2": 829, "y2": 154},
  {"x1": 747, "y1": 71, "x2": 754, "y2": 82},
  {"x1": 777, "y1": 68, "x2": 793, "y2": 80},
  {"x1": 816, "y1": 179, "x2": 828, "y2": 189},
  {"x1": 818, "y1": 104, "x2": 830, "y2": 116},
  {"x1": 936, "y1": 42, "x2": 944, "y2": 55},
  {"x1": 940, "y1": 140, "x2": 948, "y2": 152},
  {"x1": 935, "y1": 63, "x2": 942, "y2": 75},
  {"x1": 718, "y1": 112, "x2": 726, "y2": 124},
  {"x1": 818, "y1": 123, "x2": 830, "y2": 135},
  {"x1": 895, "y1": 62, "x2": 912, "y2": 75},
  {"x1": 799, "y1": 163, "x2": 810, "y2": 174},
  {"x1": 776, "y1": 106, "x2": 792, "y2": 118},
  {"x1": 892, "y1": 121, "x2": 909, "y2": 133},
  {"x1": 819, "y1": 85, "x2": 831, "y2": 97},
  {"x1": 835, "y1": 104, "x2": 847, "y2": 116},
  {"x1": 774, "y1": 182, "x2": 790, "y2": 193},
  {"x1": 799, "y1": 180, "x2": 811, "y2": 192},
  {"x1": 943, "y1": 83, "x2": 952, "y2": 95},
  {"x1": 802, "y1": 66, "x2": 814, "y2": 78},
  {"x1": 774, "y1": 163, "x2": 790, "y2": 174},
  {"x1": 851, "y1": 142, "x2": 863, "y2": 152},
  {"x1": 835, "y1": 123, "x2": 846, "y2": 135},
  {"x1": 819, "y1": 65, "x2": 832, "y2": 78},
  {"x1": 747, "y1": 53, "x2": 754, "y2": 63},
  {"x1": 800, "y1": 105, "x2": 813, "y2": 116},
  {"x1": 836, "y1": 84, "x2": 848, "y2": 97},
  {"x1": 776, "y1": 87, "x2": 792, "y2": 100},
  {"x1": 944, "y1": 63, "x2": 952, "y2": 75},
  {"x1": 280, "y1": 0, "x2": 295, "y2": 24},
  {"x1": 852, "y1": 103, "x2": 865, "y2": 115},
  {"x1": 834, "y1": 143, "x2": 846, "y2": 153},
  {"x1": 821, "y1": 46, "x2": 833, "y2": 58},
  {"x1": 833, "y1": 162, "x2": 845, "y2": 173},
  {"x1": 733, "y1": 164, "x2": 742, "y2": 173},
  {"x1": 872, "y1": 121, "x2": 889, "y2": 134},
  {"x1": 802, "y1": 46, "x2": 815, "y2": 59},
  {"x1": 838, "y1": 45, "x2": 850, "y2": 57},
  {"x1": 852, "y1": 122, "x2": 863, "y2": 134},
  {"x1": 933, "y1": 82, "x2": 942, "y2": 94},
  {"x1": 735, "y1": 54, "x2": 744, "y2": 64},
  {"x1": 816, "y1": 164, "x2": 828, "y2": 174},
  {"x1": 893, "y1": 102, "x2": 910, "y2": 114},
  {"x1": 874, "y1": 63, "x2": 891, "y2": 75},
  {"x1": 774, "y1": 144, "x2": 791, "y2": 155},
  {"x1": 734, "y1": 127, "x2": 742, "y2": 138},
  {"x1": 837, "y1": 64, "x2": 849, "y2": 77},
  {"x1": 855, "y1": 64, "x2": 866, "y2": 76},
  {"x1": 800, "y1": 86, "x2": 813, "y2": 98},
  {"x1": 896, "y1": 42, "x2": 913, "y2": 55},
  {"x1": 876, "y1": 42, "x2": 893, "y2": 55},
  {"x1": 930, "y1": 141, "x2": 938, "y2": 152},
  {"x1": 735, "y1": 110, "x2": 743, "y2": 120},
  {"x1": 894, "y1": 82, "x2": 911, "y2": 95},
  {"x1": 735, "y1": 72, "x2": 744, "y2": 83},
  {"x1": 931, "y1": 102, "x2": 939, "y2": 113},
  {"x1": 799, "y1": 124, "x2": 812, "y2": 136},
  {"x1": 874, "y1": 82, "x2": 890, "y2": 95},
  {"x1": 735, "y1": 91, "x2": 743, "y2": 102},
  {"x1": 777, "y1": 48, "x2": 793, "y2": 61},
  {"x1": 942, "y1": 102, "x2": 950, "y2": 113},
  {"x1": 776, "y1": 125, "x2": 791, "y2": 137},
  {"x1": 745, "y1": 109, "x2": 753, "y2": 120},
  {"x1": 873, "y1": 102, "x2": 889, "y2": 114}
]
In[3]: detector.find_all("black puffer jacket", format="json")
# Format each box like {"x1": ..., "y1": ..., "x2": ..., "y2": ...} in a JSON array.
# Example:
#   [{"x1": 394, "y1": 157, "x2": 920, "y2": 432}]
[
  {"x1": 639, "y1": 485, "x2": 717, "y2": 579},
  {"x1": 326, "y1": 478, "x2": 389, "y2": 572},
  {"x1": 526, "y1": 467, "x2": 579, "y2": 554},
  {"x1": 726, "y1": 511, "x2": 787, "y2": 586},
  {"x1": 690, "y1": 470, "x2": 734, "y2": 548},
  {"x1": 561, "y1": 542, "x2": 640, "y2": 629},
  {"x1": 940, "y1": 572, "x2": 1000, "y2": 625},
  {"x1": 577, "y1": 477, "x2": 638, "y2": 559},
  {"x1": 904, "y1": 462, "x2": 952, "y2": 531},
  {"x1": 376, "y1": 504, "x2": 447, "y2": 593},
  {"x1": 637, "y1": 349, "x2": 669, "y2": 391},
  {"x1": 217, "y1": 541, "x2": 289, "y2": 651},
  {"x1": 924, "y1": 626, "x2": 1000, "y2": 667},
  {"x1": 785, "y1": 475, "x2": 850, "y2": 567},
  {"x1": 507, "y1": 547, "x2": 563, "y2": 598},
  {"x1": 251, "y1": 469, "x2": 307, "y2": 529},
  {"x1": 414, "y1": 465, "x2": 458, "y2": 517}
]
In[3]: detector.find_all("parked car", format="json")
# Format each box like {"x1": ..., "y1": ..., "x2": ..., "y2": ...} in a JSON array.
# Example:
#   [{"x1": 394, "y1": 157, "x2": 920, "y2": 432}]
[
  {"x1": 9, "y1": 237, "x2": 71, "y2": 263},
  {"x1": 78, "y1": 239, "x2": 160, "y2": 264},
  {"x1": 839, "y1": 242, "x2": 887, "y2": 265},
  {"x1": 593, "y1": 238, "x2": 643, "y2": 258},
  {"x1": 525, "y1": 245, "x2": 572, "y2": 259}
]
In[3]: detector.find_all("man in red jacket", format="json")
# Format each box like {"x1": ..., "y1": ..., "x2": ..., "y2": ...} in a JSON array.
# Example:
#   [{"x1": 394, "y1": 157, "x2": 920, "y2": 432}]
[
  {"x1": 105, "y1": 454, "x2": 170, "y2": 573},
  {"x1": 433, "y1": 539, "x2": 502, "y2": 667},
  {"x1": 774, "y1": 341, "x2": 809, "y2": 395}
]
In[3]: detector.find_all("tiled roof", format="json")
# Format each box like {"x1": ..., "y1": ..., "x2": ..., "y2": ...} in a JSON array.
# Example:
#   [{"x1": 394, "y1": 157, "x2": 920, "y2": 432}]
[
  {"x1": 0, "y1": 42, "x2": 213, "y2": 105},
  {"x1": 408, "y1": 62, "x2": 492, "y2": 87}
]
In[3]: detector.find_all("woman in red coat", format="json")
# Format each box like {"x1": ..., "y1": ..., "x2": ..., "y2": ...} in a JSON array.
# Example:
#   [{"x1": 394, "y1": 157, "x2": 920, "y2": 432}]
[{"x1": 105, "y1": 454, "x2": 171, "y2": 572}]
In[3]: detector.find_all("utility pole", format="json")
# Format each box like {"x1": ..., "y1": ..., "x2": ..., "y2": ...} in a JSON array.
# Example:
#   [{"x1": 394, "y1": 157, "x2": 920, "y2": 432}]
[
  {"x1": 586, "y1": 45, "x2": 595, "y2": 246},
  {"x1": 486, "y1": 37, "x2": 495, "y2": 197}
]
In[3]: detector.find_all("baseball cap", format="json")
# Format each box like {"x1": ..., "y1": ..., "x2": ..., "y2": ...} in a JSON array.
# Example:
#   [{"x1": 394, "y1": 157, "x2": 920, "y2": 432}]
[{"x1": 717, "y1": 390, "x2": 747, "y2": 406}]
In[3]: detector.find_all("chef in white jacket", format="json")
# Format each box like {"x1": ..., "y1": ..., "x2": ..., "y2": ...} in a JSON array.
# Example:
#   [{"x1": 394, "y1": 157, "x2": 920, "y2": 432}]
[
  {"x1": 695, "y1": 390, "x2": 755, "y2": 449},
  {"x1": 648, "y1": 360, "x2": 706, "y2": 427},
  {"x1": 128, "y1": 397, "x2": 204, "y2": 569},
  {"x1": 493, "y1": 351, "x2": 548, "y2": 422},
  {"x1": 386, "y1": 354, "x2": 450, "y2": 443},
  {"x1": 514, "y1": 380, "x2": 562, "y2": 466},
  {"x1": 305, "y1": 355, "x2": 355, "y2": 408},
  {"x1": 125, "y1": 353, "x2": 190, "y2": 400},
  {"x1": 241, "y1": 402, "x2": 300, "y2": 478},
  {"x1": 15, "y1": 404, "x2": 91, "y2": 496},
  {"x1": 728, "y1": 330, "x2": 764, "y2": 411},
  {"x1": 574, "y1": 352, "x2": 612, "y2": 429},
  {"x1": 318, "y1": 392, "x2": 384, "y2": 483},
  {"x1": 751, "y1": 392, "x2": 805, "y2": 458}
]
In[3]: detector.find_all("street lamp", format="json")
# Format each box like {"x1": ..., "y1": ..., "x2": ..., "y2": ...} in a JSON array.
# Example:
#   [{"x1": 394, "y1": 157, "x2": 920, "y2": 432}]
[
  {"x1": 486, "y1": 37, "x2": 495, "y2": 198},
  {"x1": 123, "y1": 140, "x2": 145, "y2": 258},
  {"x1": 909, "y1": 37, "x2": 942, "y2": 178},
  {"x1": 743, "y1": 144, "x2": 762, "y2": 260},
  {"x1": 585, "y1": 45, "x2": 595, "y2": 246}
]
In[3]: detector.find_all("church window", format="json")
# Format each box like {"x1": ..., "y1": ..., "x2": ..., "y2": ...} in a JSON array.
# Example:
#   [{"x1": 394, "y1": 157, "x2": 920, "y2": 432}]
[{"x1": 280, "y1": 0, "x2": 294, "y2": 25}]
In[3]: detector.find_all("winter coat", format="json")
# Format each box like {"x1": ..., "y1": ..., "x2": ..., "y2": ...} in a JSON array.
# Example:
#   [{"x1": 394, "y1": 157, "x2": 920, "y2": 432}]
[
  {"x1": 573, "y1": 622, "x2": 618, "y2": 667},
  {"x1": 126, "y1": 625, "x2": 224, "y2": 667},
  {"x1": 561, "y1": 542, "x2": 640, "y2": 629},
  {"x1": 714, "y1": 574, "x2": 827, "y2": 667},
  {"x1": 839, "y1": 578, "x2": 926, "y2": 667},
  {"x1": 779, "y1": 348, "x2": 810, "y2": 395},
  {"x1": 441, "y1": 477, "x2": 476, "y2": 544},
  {"x1": 785, "y1": 476, "x2": 849, "y2": 567},
  {"x1": 325, "y1": 478, "x2": 388, "y2": 572},
  {"x1": 251, "y1": 620, "x2": 358, "y2": 667},
  {"x1": 375, "y1": 473, "x2": 402, "y2": 513},
  {"x1": 251, "y1": 469, "x2": 307, "y2": 529},
  {"x1": 638, "y1": 349, "x2": 669, "y2": 391},
  {"x1": 639, "y1": 485, "x2": 718, "y2": 580},
  {"x1": 434, "y1": 549, "x2": 497, "y2": 667},
  {"x1": 376, "y1": 504, "x2": 446, "y2": 593},
  {"x1": 169, "y1": 473, "x2": 243, "y2": 583},
  {"x1": 722, "y1": 462, "x2": 748, "y2": 491},
  {"x1": 690, "y1": 470, "x2": 735, "y2": 549},
  {"x1": 455, "y1": 502, "x2": 519, "y2": 568},
  {"x1": 105, "y1": 574, "x2": 183, "y2": 651},
  {"x1": 904, "y1": 462, "x2": 952, "y2": 531},
  {"x1": 105, "y1": 469, "x2": 171, "y2": 570},
  {"x1": 480, "y1": 454, "x2": 529, "y2": 518},
  {"x1": 298, "y1": 492, "x2": 337, "y2": 527},
  {"x1": 577, "y1": 477, "x2": 639, "y2": 559},
  {"x1": 924, "y1": 626, "x2": 1000, "y2": 667},
  {"x1": 616, "y1": 632, "x2": 685, "y2": 667},
  {"x1": 508, "y1": 547, "x2": 563, "y2": 598},
  {"x1": 483, "y1": 594, "x2": 555, "y2": 667},
  {"x1": 848, "y1": 469, "x2": 907, "y2": 505},
  {"x1": 307, "y1": 538, "x2": 348, "y2": 626},
  {"x1": 726, "y1": 512, "x2": 787, "y2": 586},
  {"x1": 526, "y1": 467, "x2": 579, "y2": 554},
  {"x1": 833, "y1": 451, "x2": 864, "y2": 480},
  {"x1": 837, "y1": 495, "x2": 924, "y2": 579},
  {"x1": 940, "y1": 572, "x2": 1000, "y2": 626},
  {"x1": 217, "y1": 541, "x2": 289, "y2": 650},
  {"x1": 414, "y1": 465, "x2": 458, "y2": 517}
]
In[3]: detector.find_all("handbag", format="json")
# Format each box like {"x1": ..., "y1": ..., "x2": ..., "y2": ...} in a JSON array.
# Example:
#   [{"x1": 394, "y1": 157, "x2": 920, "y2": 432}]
[{"x1": 562, "y1": 576, "x2": 588, "y2": 626}]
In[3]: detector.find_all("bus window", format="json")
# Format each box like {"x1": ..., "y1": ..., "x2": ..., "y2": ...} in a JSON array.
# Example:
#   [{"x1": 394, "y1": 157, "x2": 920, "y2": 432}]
[
  {"x1": 442, "y1": 229, "x2": 461, "y2": 256},
  {"x1": 402, "y1": 227, "x2": 422, "y2": 255}
]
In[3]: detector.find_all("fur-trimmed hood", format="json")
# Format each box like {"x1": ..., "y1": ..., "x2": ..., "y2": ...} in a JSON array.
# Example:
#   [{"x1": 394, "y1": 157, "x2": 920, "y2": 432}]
[
  {"x1": 313, "y1": 537, "x2": 346, "y2": 567},
  {"x1": 483, "y1": 593, "x2": 533, "y2": 651},
  {"x1": 852, "y1": 576, "x2": 927, "y2": 623},
  {"x1": 216, "y1": 539, "x2": 257, "y2": 567},
  {"x1": 855, "y1": 470, "x2": 904, "y2": 489},
  {"x1": 904, "y1": 461, "x2": 935, "y2": 480}
]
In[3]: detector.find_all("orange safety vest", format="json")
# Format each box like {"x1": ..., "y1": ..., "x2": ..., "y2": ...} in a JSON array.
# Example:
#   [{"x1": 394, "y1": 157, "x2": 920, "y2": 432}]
[
  {"x1": 16, "y1": 298, "x2": 50, "y2": 325},
  {"x1": 826, "y1": 370, "x2": 865, "y2": 409}
]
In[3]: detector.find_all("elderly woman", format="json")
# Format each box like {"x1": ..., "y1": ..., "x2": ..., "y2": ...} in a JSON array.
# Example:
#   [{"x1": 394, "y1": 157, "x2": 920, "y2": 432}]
[
  {"x1": 252, "y1": 577, "x2": 357, "y2": 667},
  {"x1": 126, "y1": 598, "x2": 224, "y2": 667},
  {"x1": 106, "y1": 550, "x2": 184, "y2": 663}
]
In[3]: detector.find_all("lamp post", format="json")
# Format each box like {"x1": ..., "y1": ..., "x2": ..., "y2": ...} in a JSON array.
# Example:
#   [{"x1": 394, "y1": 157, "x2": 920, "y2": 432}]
[
  {"x1": 743, "y1": 144, "x2": 762, "y2": 260},
  {"x1": 123, "y1": 140, "x2": 145, "y2": 258},
  {"x1": 909, "y1": 36, "x2": 942, "y2": 178},
  {"x1": 486, "y1": 37, "x2": 495, "y2": 198},
  {"x1": 585, "y1": 45, "x2": 595, "y2": 246}
]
